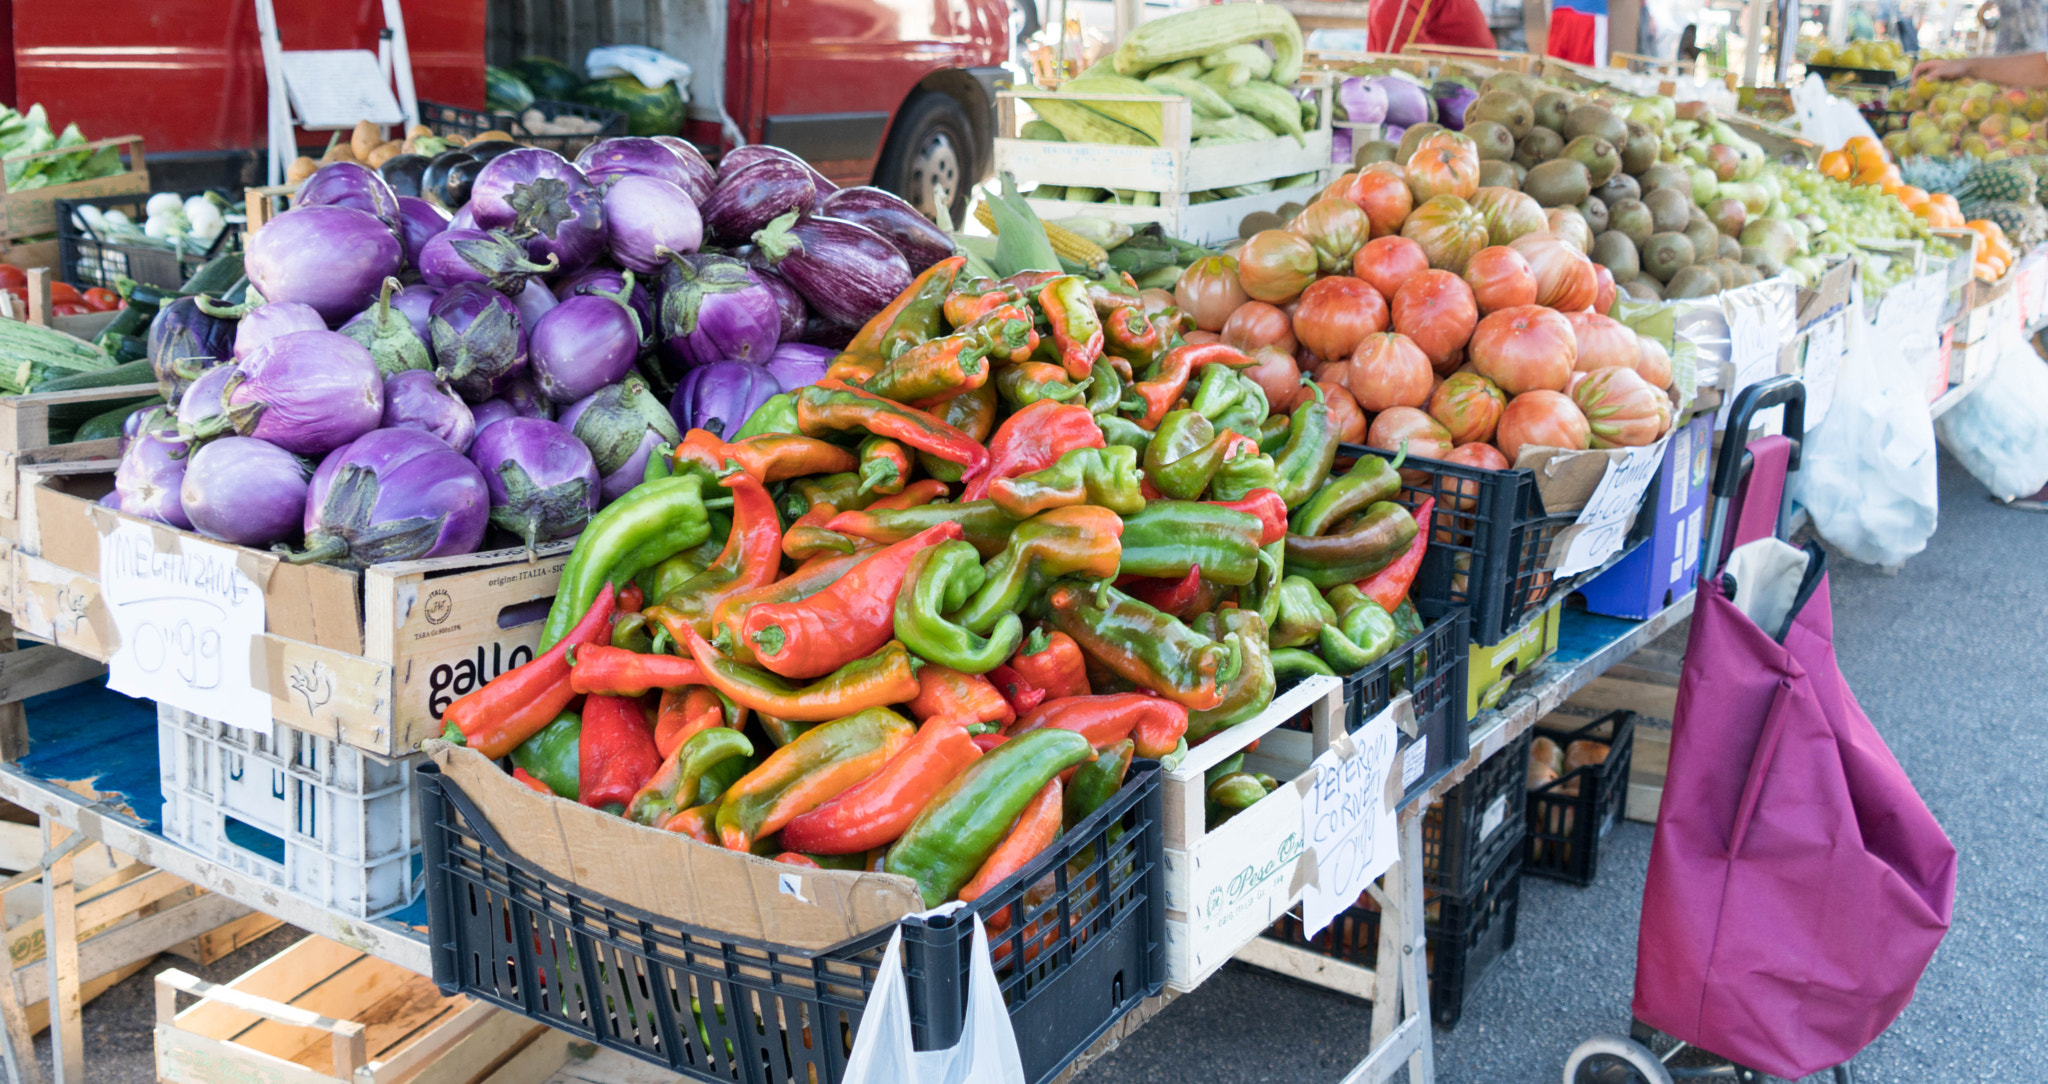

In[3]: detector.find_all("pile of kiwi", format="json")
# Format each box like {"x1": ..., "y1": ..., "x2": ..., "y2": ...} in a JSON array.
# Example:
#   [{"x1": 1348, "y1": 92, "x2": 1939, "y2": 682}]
[{"x1": 1353, "y1": 71, "x2": 1767, "y2": 300}]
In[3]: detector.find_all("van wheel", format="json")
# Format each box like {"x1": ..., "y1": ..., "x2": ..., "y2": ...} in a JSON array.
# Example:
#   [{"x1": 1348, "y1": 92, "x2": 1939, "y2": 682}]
[{"x1": 875, "y1": 91, "x2": 974, "y2": 229}]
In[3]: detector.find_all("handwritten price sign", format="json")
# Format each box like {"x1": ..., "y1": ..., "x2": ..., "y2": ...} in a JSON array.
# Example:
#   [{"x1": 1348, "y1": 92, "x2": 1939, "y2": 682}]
[
  {"x1": 1555, "y1": 438, "x2": 1669, "y2": 577},
  {"x1": 101, "y1": 517, "x2": 270, "y2": 729},
  {"x1": 1298, "y1": 705, "x2": 1399, "y2": 939}
]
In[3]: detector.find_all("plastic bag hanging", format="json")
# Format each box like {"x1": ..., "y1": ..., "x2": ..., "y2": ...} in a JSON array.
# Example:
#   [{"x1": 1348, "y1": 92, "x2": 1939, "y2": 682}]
[
  {"x1": 1935, "y1": 331, "x2": 2048, "y2": 500},
  {"x1": 843, "y1": 914, "x2": 1028, "y2": 1084}
]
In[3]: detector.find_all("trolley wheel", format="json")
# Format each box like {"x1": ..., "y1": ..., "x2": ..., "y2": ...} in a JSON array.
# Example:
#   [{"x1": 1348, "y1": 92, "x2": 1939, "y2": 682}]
[
  {"x1": 1564, "y1": 1035, "x2": 1675, "y2": 1084},
  {"x1": 1834, "y1": 1064, "x2": 1856, "y2": 1084}
]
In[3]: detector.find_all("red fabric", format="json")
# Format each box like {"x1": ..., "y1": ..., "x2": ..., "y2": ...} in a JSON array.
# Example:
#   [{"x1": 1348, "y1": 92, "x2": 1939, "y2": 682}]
[
  {"x1": 1546, "y1": 6, "x2": 1600, "y2": 62},
  {"x1": 1368, "y1": 0, "x2": 1497, "y2": 53}
]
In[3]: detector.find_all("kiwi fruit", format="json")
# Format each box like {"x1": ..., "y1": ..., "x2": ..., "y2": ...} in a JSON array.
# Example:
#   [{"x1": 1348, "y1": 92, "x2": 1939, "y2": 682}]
[
  {"x1": 1513, "y1": 126, "x2": 1565, "y2": 169},
  {"x1": 1478, "y1": 159, "x2": 1519, "y2": 188},
  {"x1": 1644, "y1": 187, "x2": 1691, "y2": 233},
  {"x1": 1621, "y1": 121, "x2": 1661, "y2": 175},
  {"x1": 1240, "y1": 211, "x2": 1286, "y2": 238},
  {"x1": 1277, "y1": 202, "x2": 1307, "y2": 221},
  {"x1": 1563, "y1": 103, "x2": 1629, "y2": 147},
  {"x1": 1665, "y1": 265, "x2": 1721, "y2": 298},
  {"x1": 1524, "y1": 159, "x2": 1592, "y2": 208},
  {"x1": 1642, "y1": 232, "x2": 1696, "y2": 283},
  {"x1": 1480, "y1": 72, "x2": 1544, "y2": 101},
  {"x1": 1561, "y1": 135, "x2": 1622, "y2": 188},
  {"x1": 1591, "y1": 231, "x2": 1641, "y2": 280},
  {"x1": 1718, "y1": 234, "x2": 1742, "y2": 260},
  {"x1": 1465, "y1": 119, "x2": 1516, "y2": 161},
  {"x1": 1621, "y1": 278, "x2": 1662, "y2": 300},
  {"x1": 1533, "y1": 91, "x2": 1574, "y2": 135},
  {"x1": 1354, "y1": 140, "x2": 1400, "y2": 167},
  {"x1": 1608, "y1": 198, "x2": 1653, "y2": 247},
  {"x1": 1595, "y1": 173, "x2": 1641, "y2": 205},
  {"x1": 1741, "y1": 245, "x2": 1784, "y2": 277},
  {"x1": 1509, "y1": 160, "x2": 1529, "y2": 186},
  {"x1": 1397, "y1": 123, "x2": 1444, "y2": 163},
  {"x1": 1468, "y1": 92, "x2": 1535, "y2": 140},
  {"x1": 1683, "y1": 217, "x2": 1720, "y2": 260},
  {"x1": 1639, "y1": 162, "x2": 1692, "y2": 198},
  {"x1": 1579, "y1": 196, "x2": 1610, "y2": 233}
]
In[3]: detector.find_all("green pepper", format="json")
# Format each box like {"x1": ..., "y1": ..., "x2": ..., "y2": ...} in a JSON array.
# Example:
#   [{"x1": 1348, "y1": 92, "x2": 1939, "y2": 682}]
[
  {"x1": 610, "y1": 612, "x2": 655, "y2": 654},
  {"x1": 783, "y1": 472, "x2": 871, "y2": 521},
  {"x1": 950, "y1": 506, "x2": 1124, "y2": 634},
  {"x1": 1143, "y1": 409, "x2": 1239, "y2": 501},
  {"x1": 756, "y1": 713, "x2": 813, "y2": 748},
  {"x1": 716, "y1": 707, "x2": 916, "y2": 851},
  {"x1": 696, "y1": 754, "x2": 754, "y2": 805},
  {"x1": 1283, "y1": 501, "x2": 1419, "y2": 589},
  {"x1": 1042, "y1": 579, "x2": 1243, "y2": 712},
  {"x1": 1271, "y1": 378, "x2": 1339, "y2": 510},
  {"x1": 1209, "y1": 446, "x2": 1280, "y2": 503},
  {"x1": 1204, "y1": 752, "x2": 1246, "y2": 787},
  {"x1": 734, "y1": 393, "x2": 800, "y2": 440},
  {"x1": 1319, "y1": 584, "x2": 1402, "y2": 672},
  {"x1": 1271, "y1": 575, "x2": 1337, "y2": 649},
  {"x1": 987, "y1": 445, "x2": 1146, "y2": 518},
  {"x1": 1237, "y1": 541, "x2": 1285, "y2": 627},
  {"x1": 1190, "y1": 363, "x2": 1246, "y2": 423},
  {"x1": 826, "y1": 500, "x2": 1022, "y2": 560},
  {"x1": 635, "y1": 553, "x2": 705, "y2": 610},
  {"x1": 1064, "y1": 738, "x2": 1135, "y2": 830},
  {"x1": 1206, "y1": 772, "x2": 1272, "y2": 828},
  {"x1": 1084, "y1": 357, "x2": 1125, "y2": 417},
  {"x1": 539, "y1": 474, "x2": 711, "y2": 650},
  {"x1": 1210, "y1": 372, "x2": 1270, "y2": 441},
  {"x1": 1117, "y1": 501, "x2": 1262, "y2": 585},
  {"x1": 509, "y1": 711, "x2": 581, "y2": 800},
  {"x1": 995, "y1": 361, "x2": 1089, "y2": 410},
  {"x1": 1038, "y1": 276, "x2": 1105, "y2": 381},
  {"x1": 643, "y1": 445, "x2": 673, "y2": 484},
  {"x1": 1271, "y1": 647, "x2": 1337, "y2": 682},
  {"x1": 1098, "y1": 414, "x2": 1154, "y2": 457},
  {"x1": 893, "y1": 540, "x2": 1025, "y2": 673},
  {"x1": 1257, "y1": 414, "x2": 1292, "y2": 456},
  {"x1": 918, "y1": 384, "x2": 998, "y2": 483},
  {"x1": 1290, "y1": 452, "x2": 1406, "y2": 537},
  {"x1": 627, "y1": 726, "x2": 757, "y2": 826},
  {"x1": 1392, "y1": 598, "x2": 1426, "y2": 641},
  {"x1": 884, "y1": 727, "x2": 1095, "y2": 906},
  {"x1": 1188, "y1": 607, "x2": 1274, "y2": 739},
  {"x1": 857, "y1": 435, "x2": 910, "y2": 495}
]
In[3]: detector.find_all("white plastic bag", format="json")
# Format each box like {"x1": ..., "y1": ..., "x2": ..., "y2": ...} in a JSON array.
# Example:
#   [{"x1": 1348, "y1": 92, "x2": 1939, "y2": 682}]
[
  {"x1": 843, "y1": 914, "x2": 1028, "y2": 1084},
  {"x1": 1936, "y1": 331, "x2": 2048, "y2": 499},
  {"x1": 585, "y1": 45, "x2": 692, "y2": 102},
  {"x1": 1790, "y1": 280, "x2": 1939, "y2": 565},
  {"x1": 1790, "y1": 74, "x2": 1878, "y2": 148}
]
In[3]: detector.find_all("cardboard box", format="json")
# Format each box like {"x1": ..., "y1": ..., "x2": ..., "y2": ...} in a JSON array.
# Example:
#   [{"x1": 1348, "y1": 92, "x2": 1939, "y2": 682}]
[
  {"x1": 1465, "y1": 599, "x2": 1562, "y2": 719},
  {"x1": 1956, "y1": 273, "x2": 2017, "y2": 346},
  {"x1": 1575, "y1": 412, "x2": 1712, "y2": 620}
]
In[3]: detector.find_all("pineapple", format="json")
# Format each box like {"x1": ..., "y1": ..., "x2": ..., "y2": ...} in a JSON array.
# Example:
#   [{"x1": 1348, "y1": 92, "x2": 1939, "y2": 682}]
[{"x1": 1958, "y1": 160, "x2": 2038, "y2": 203}]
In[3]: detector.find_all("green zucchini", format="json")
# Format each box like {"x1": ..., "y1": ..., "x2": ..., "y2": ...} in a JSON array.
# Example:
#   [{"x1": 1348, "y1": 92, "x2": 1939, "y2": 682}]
[
  {"x1": 73, "y1": 397, "x2": 162, "y2": 443},
  {"x1": 32, "y1": 358, "x2": 156, "y2": 393},
  {"x1": 0, "y1": 321, "x2": 115, "y2": 396},
  {"x1": 179, "y1": 251, "x2": 246, "y2": 297}
]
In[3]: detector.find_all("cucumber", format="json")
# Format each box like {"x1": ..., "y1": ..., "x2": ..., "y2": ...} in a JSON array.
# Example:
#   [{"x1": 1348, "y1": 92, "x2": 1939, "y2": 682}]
[
  {"x1": 73, "y1": 397, "x2": 162, "y2": 443},
  {"x1": 31, "y1": 358, "x2": 156, "y2": 393}
]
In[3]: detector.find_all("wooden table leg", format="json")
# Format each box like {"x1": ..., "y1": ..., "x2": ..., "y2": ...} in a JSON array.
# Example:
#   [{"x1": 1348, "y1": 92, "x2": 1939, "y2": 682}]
[{"x1": 39, "y1": 822, "x2": 80, "y2": 1084}]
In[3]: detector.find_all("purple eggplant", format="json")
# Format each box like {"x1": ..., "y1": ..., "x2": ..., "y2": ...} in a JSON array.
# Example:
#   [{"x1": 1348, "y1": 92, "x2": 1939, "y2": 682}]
[
  {"x1": 512, "y1": 279, "x2": 559, "y2": 327},
  {"x1": 817, "y1": 187, "x2": 954, "y2": 273},
  {"x1": 501, "y1": 373, "x2": 554, "y2": 421},
  {"x1": 383, "y1": 369, "x2": 477, "y2": 453},
  {"x1": 603, "y1": 174, "x2": 702, "y2": 273},
  {"x1": 553, "y1": 268, "x2": 654, "y2": 345},
  {"x1": 764, "y1": 341, "x2": 834, "y2": 392},
  {"x1": 119, "y1": 405, "x2": 169, "y2": 456},
  {"x1": 390, "y1": 284, "x2": 440, "y2": 340},
  {"x1": 559, "y1": 375, "x2": 680, "y2": 502},
  {"x1": 718, "y1": 145, "x2": 836, "y2": 193},
  {"x1": 339, "y1": 277, "x2": 434, "y2": 375},
  {"x1": 757, "y1": 270, "x2": 808, "y2": 343},
  {"x1": 1431, "y1": 81, "x2": 1477, "y2": 130},
  {"x1": 529, "y1": 291, "x2": 641, "y2": 404},
  {"x1": 293, "y1": 428, "x2": 489, "y2": 567},
  {"x1": 467, "y1": 418, "x2": 599, "y2": 546},
  {"x1": 395, "y1": 196, "x2": 452, "y2": 269},
  {"x1": 651, "y1": 136, "x2": 718, "y2": 202},
  {"x1": 751, "y1": 211, "x2": 912, "y2": 328},
  {"x1": 670, "y1": 359, "x2": 781, "y2": 440},
  {"x1": 221, "y1": 330, "x2": 384, "y2": 457},
  {"x1": 114, "y1": 426, "x2": 193, "y2": 530},
  {"x1": 448, "y1": 203, "x2": 478, "y2": 231},
  {"x1": 465, "y1": 148, "x2": 608, "y2": 275},
  {"x1": 181, "y1": 436, "x2": 309, "y2": 547},
  {"x1": 470, "y1": 399, "x2": 518, "y2": 433},
  {"x1": 233, "y1": 302, "x2": 327, "y2": 361},
  {"x1": 430, "y1": 283, "x2": 528, "y2": 403},
  {"x1": 657, "y1": 254, "x2": 780, "y2": 369},
  {"x1": 297, "y1": 161, "x2": 401, "y2": 225},
  {"x1": 176, "y1": 363, "x2": 238, "y2": 439},
  {"x1": 246, "y1": 205, "x2": 405, "y2": 324},
  {"x1": 417, "y1": 227, "x2": 559, "y2": 294},
  {"x1": 702, "y1": 158, "x2": 816, "y2": 244},
  {"x1": 147, "y1": 296, "x2": 235, "y2": 402},
  {"x1": 577, "y1": 137, "x2": 708, "y2": 199}
]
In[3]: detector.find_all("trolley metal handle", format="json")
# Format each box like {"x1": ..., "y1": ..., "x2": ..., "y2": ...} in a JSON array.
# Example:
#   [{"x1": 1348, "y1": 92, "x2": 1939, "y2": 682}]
[{"x1": 1702, "y1": 375, "x2": 1806, "y2": 580}]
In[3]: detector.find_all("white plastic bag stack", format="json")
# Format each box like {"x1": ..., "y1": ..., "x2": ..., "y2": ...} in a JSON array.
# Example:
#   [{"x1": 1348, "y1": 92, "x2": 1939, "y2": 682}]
[
  {"x1": 585, "y1": 45, "x2": 692, "y2": 102},
  {"x1": 843, "y1": 913, "x2": 1028, "y2": 1084},
  {"x1": 1790, "y1": 74, "x2": 1879, "y2": 148},
  {"x1": 1936, "y1": 331, "x2": 2048, "y2": 500}
]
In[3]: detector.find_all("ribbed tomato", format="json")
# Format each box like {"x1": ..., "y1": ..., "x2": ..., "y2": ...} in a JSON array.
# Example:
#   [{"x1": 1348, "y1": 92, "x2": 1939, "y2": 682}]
[
  {"x1": 1400, "y1": 195, "x2": 1489, "y2": 275},
  {"x1": 1565, "y1": 311, "x2": 1638, "y2": 372},
  {"x1": 1244, "y1": 345, "x2": 1305, "y2": 412},
  {"x1": 1573, "y1": 366, "x2": 1669, "y2": 447},
  {"x1": 1469, "y1": 305, "x2": 1576, "y2": 395},
  {"x1": 1223, "y1": 301, "x2": 1298, "y2": 356},
  {"x1": 1496, "y1": 390, "x2": 1590, "y2": 461},
  {"x1": 1292, "y1": 276, "x2": 1388, "y2": 362},
  {"x1": 1347, "y1": 332, "x2": 1434, "y2": 412},
  {"x1": 1175, "y1": 255, "x2": 1249, "y2": 332},
  {"x1": 1634, "y1": 334, "x2": 1673, "y2": 389},
  {"x1": 1406, "y1": 130, "x2": 1480, "y2": 202},
  {"x1": 1441, "y1": 441, "x2": 1510, "y2": 510},
  {"x1": 1339, "y1": 166, "x2": 1416, "y2": 239},
  {"x1": 1390, "y1": 270, "x2": 1478, "y2": 375},
  {"x1": 1508, "y1": 233, "x2": 1597, "y2": 312},
  {"x1": 1428, "y1": 371, "x2": 1508, "y2": 445},
  {"x1": 1318, "y1": 381, "x2": 1369, "y2": 442},
  {"x1": 1468, "y1": 186, "x2": 1549, "y2": 246},
  {"x1": 1462, "y1": 246, "x2": 1538, "y2": 314},
  {"x1": 1546, "y1": 208, "x2": 1592, "y2": 252},
  {"x1": 1289, "y1": 196, "x2": 1369, "y2": 273},
  {"x1": 1591, "y1": 265, "x2": 1617, "y2": 314},
  {"x1": 1353, "y1": 236, "x2": 1430, "y2": 302},
  {"x1": 1366, "y1": 406, "x2": 1454, "y2": 466},
  {"x1": 1237, "y1": 229, "x2": 1319, "y2": 304}
]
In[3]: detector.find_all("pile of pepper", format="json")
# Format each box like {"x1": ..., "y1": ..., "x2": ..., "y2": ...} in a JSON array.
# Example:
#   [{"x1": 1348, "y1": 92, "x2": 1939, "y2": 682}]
[{"x1": 439, "y1": 251, "x2": 1444, "y2": 905}]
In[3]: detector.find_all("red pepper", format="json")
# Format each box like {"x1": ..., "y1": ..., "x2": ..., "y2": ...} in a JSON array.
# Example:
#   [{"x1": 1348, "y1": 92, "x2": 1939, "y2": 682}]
[
  {"x1": 774, "y1": 853, "x2": 820, "y2": 868},
  {"x1": 1004, "y1": 693, "x2": 1188, "y2": 759},
  {"x1": 987, "y1": 662, "x2": 1046, "y2": 715},
  {"x1": 617, "y1": 582, "x2": 645, "y2": 613},
  {"x1": 1207, "y1": 489, "x2": 1289, "y2": 545},
  {"x1": 674, "y1": 430, "x2": 860, "y2": 483},
  {"x1": 956, "y1": 779, "x2": 1062, "y2": 903},
  {"x1": 971, "y1": 732, "x2": 1008, "y2": 753},
  {"x1": 941, "y1": 281, "x2": 1022, "y2": 328},
  {"x1": 1121, "y1": 566, "x2": 1208, "y2": 619},
  {"x1": 1008, "y1": 629, "x2": 1090, "y2": 701},
  {"x1": 661, "y1": 803, "x2": 719, "y2": 842},
  {"x1": 656, "y1": 469, "x2": 785, "y2": 636},
  {"x1": 579, "y1": 694, "x2": 662, "y2": 811},
  {"x1": 963, "y1": 302, "x2": 1039, "y2": 364},
  {"x1": 867, "y1": 478, "x2": 949, "y2": 511},
  {"x1": 1356, "y1": 496, "x2": 1433, "y2": 611},
  {"x1": 512, "y1": 767, "x2": 553, "y2": 795},
  {"x1": 779, "y1": 717, "x2": 983, "y2": 854},
  {"x1": 443, "y1": 585, "x2": 615, "y2": 759},
  {"x1": 1001, "y1": 270, "x2": 1063, "y2": 292},
  {"x1": 570, "y1": 645, "x2": 708, "y2": 696},
  {"x1": 1038, "y1": 276, "x2": 1104, "y2": 381},
  {"x1": 741, "y1": 521, "x2": 964, "y2": 679},
  {"x1": 908, "y1": 665, "x2": 1015, "y2": 727},
  {"x1": 1125, "y1": 343, "x2": 1256, "y2": 429},
  {"x1": 798, "y1": 379, "x2": 990, "y2": 488},
  {"x1": 961, "y1": 399, "x2": 1105, "y2": 502},
  {"x1": 654, "y1": 685, "x2": 727, "y2": 759}
]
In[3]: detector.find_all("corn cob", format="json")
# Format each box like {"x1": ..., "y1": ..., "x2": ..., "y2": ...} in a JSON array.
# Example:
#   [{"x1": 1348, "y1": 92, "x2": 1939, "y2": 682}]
[{"x1": 975, "y1": 201, "x2": 1110, "y2": 270}]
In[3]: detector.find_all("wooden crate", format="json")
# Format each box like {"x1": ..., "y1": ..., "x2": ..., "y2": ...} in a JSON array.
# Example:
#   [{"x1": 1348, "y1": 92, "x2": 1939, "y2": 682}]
[
  {"x1": 1023, "y1": 178, "x2": 1333, "y2": 248},
  {"x1": 155, "y1": 935, "x2": 574, "y2": 1084},
  {"x1": 1401, "y1": 44, "x2": 1532, "y2": 72},
  {"x1": 245, "y1": 182, "x2": 301, "y2": 233},
  {"x1": 8, "y1": 463, "x2": 114, "y2": 662},
  {"x1": 0, "y1": 136, "x2": 151, "y2": 260}
]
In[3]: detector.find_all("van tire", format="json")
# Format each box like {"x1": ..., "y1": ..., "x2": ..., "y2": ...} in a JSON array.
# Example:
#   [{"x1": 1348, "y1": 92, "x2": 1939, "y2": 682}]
[{"x1": 874, "y1": 90, "x2": 975, "y2": 229}]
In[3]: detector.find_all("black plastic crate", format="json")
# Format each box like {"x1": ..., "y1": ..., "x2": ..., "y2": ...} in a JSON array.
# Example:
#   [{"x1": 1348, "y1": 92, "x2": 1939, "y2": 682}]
[
  {"x1": 55, "y1": 191, "x2": 241, "y2": 291},
  {"x1": 1339, "y1": 443, "x2": 1590, "y2": 645},
  {"x1": 1277, "y1": 600, "x2": 1470, "y2": 804},
  {"x1": 419, "y1": 99, "x2": 627, "y2": 158},
  {"x1": 1264, "y1": 842, "x2": 1522, "y2": 1029},
  {"x1": 1421, "y1": 728, "x2": 1532, "y2": 895},
  {"x1": 1524, "y1": 710, "x2": 1637, "y2": 886},
  {"x1": 419, "y1": 759, "x2": 1163, "y2": 1084}
]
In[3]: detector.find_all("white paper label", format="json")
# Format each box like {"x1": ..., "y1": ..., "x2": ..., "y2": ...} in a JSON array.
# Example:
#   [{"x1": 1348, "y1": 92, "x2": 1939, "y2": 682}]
[
  {"x1": 1668, "y1": 427, "x2": 1692, "y2": 516},
  {"x1": 1298, "y1": 705, "x2": 1400, "y2": 939},
  {"x1": 1801, "y1": 309, "x2": 1848, "y2": 429},
  {"x1": 101, "y1": 518, "x2": 270, "y2": 729},
  {"x1": 1718, "y1": 280, "x2": 1796, "y2": 429},
  {"x1": 1478, "y1": 794, "x2": 1508, "y2": 842},
  {"x1": 1401, "y1": 734, "x2": 1427, "y2": 791},
  {"x1": 1556, "y1": 438, "x2": 1669, "y2": 577}
]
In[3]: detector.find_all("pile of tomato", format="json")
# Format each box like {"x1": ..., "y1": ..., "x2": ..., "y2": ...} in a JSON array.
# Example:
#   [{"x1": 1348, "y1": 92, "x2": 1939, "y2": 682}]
[{"x1": 0, "y1": 265, "x2": 124, "y2": 317}]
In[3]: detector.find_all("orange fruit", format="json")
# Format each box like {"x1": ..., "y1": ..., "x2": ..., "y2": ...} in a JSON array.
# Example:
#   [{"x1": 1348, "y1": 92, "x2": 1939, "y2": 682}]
[
  {"x1": 1819, "y1": 150, "x2": 1853, "y2": 180},
  {"x1": 1845, "y1": 134, "x2": 1887, "y2": 170},
  {"x1": 1893, "y1": 185, "x2": 1929, "y2": 209}
]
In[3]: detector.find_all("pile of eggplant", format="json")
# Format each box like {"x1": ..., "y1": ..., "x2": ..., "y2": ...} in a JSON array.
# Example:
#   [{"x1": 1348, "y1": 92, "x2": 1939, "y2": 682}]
[{"x1": 111, "y1": 135, "x2": 955, "y2": 568}]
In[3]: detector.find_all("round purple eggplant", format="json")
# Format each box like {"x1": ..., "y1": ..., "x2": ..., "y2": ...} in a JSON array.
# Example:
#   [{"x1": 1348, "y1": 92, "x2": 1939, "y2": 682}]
[
  {"x1": 751, "y1": 211, "x2": 911, "y2": 328},
  {"x1": 577, "y1": 137, "x2": 706, "y2": 197},
  {"x1": 114, "y1": 426, "x2": 193, "y2": 530},
  {"x1": 467, "y1": 417, "x2": 599, "y2": 546},
  {"x1": 702, "y1": 157, "x2": 816, "y2": 244},
  {"x1": 297, "y1": 161, "x2": 401, "y2": 225},
  {"x1": 470, "y1": 399, "x2": 518, "y2": 433},
  {"x1": 757, "y1": 269, "x2": 808, "y2": 343},
  {"x1": 147, "y1": 296, "x2": 236, "y2": 402},
  {"x1": 293, "y1": 428, "x2": 489, "y2": 567},
  {"x1": 818, "y1": 186, "x2": 955, "y2": 273},
  {"x1": 339, "y1": 277, "x2": 434, "y2": 376},
  {"x1": 500, "y1": 372, "x2": 554, "y2": 421},
  {"x1": 417, "y1": 227, "x2": 559, "y2": 294},
  {"x1": 383, "y1": 369, "x2": 477, "y2": 453},
  {"x1": 603, "y1": 174, "x2": 702, "y2": 273},
  {"x1": 176, "y1": 363, "x2": 238, "y2": 439},
  {"x1": 764, "y1": 341, "x2": 835, "y2": 392},
  {"x1": 181, "y1": 436, "x2": 309, "y2": 547},
  {"x1": 246, "y1": 205, "x2": 404, "y2": 324},
  {"x1": 395, "y1": 196, "x2": 452, "y2": 269},
  {"x1": 657, "y1": 254, "x2": 779, "y2": 369},
  {"x1": 119, "y1": 405, "x2": 169, "y2": 457},
  {"x1": 670, "y1": 359, "x2": 781, "y2": 440},
  {"x1": 529, "y1": 292, "x2": 641, "y2": 404},
  {"x1": 559, "y1": 375, "x2": 680, "y2": 502},
  {"x1": 651, "y1": 136, "x2": 718, "y2": 203},
  {"x1": 553, "y1": 268, "x2": 654, "y2": 345},
  {"x1": 233, "y1": 302, "x2": 326, "y2": 361},
  {"x1": 222, "y1": 330, "x2": 384, "y2": 457},
  {"x1": 512, "y1": 278, "x2": 559, "y2": 326},
  {"x1": 465, "y1": 148, "x2": 608, "y2": 275},
  {"x1": 429, "y1": 283, "x2": 528, "y2": 403},
  {"x1": 718, "y1": 145, "x2": 835, "y2": 193},
  {"x1": 390, "y1": 284, "x2": 440, "y2": 340}
]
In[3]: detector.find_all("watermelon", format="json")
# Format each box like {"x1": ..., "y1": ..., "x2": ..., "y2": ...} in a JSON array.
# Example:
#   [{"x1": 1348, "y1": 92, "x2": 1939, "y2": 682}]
[
  {"x1": 485, "y1": 67, "x2": 535, "y2": 114},
  {"x1": 572, "y1": 76, "x2": 686, "y2": 137},
  {"x1": 512, "y1": 56, "x2": 583, "y2": 101}
]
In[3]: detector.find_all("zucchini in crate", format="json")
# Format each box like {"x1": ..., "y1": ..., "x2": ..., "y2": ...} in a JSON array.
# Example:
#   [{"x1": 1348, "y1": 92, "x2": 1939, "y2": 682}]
[
  {"x1": 1113, "y1": 3, "x2": 1304, "y2": 85},
  {"x1": 1020, "y1": 120, "x2": 1067, "y2": 142},
  {"x1": 1225, "y1": 82, "x2": 1306, "y2": 144},
  {"x1": 1056, "y1": 73, "x2": 1167, "y2": 143},
  {"x1": 1028, "y1": 98, "x2": 1156, "y2": 146},
  {"x1": 0, "y1": 320, "x2": 116, "y2": 396},
  {"x1": 1144, "y1": 72, "x2": 1236, "y2": 119},
  {"x1": 73, "y1": 397, "x2": 162, "y2": 442},
  {"x1": 32, "y1": 357, "x2": 155, "y2": 392}
]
